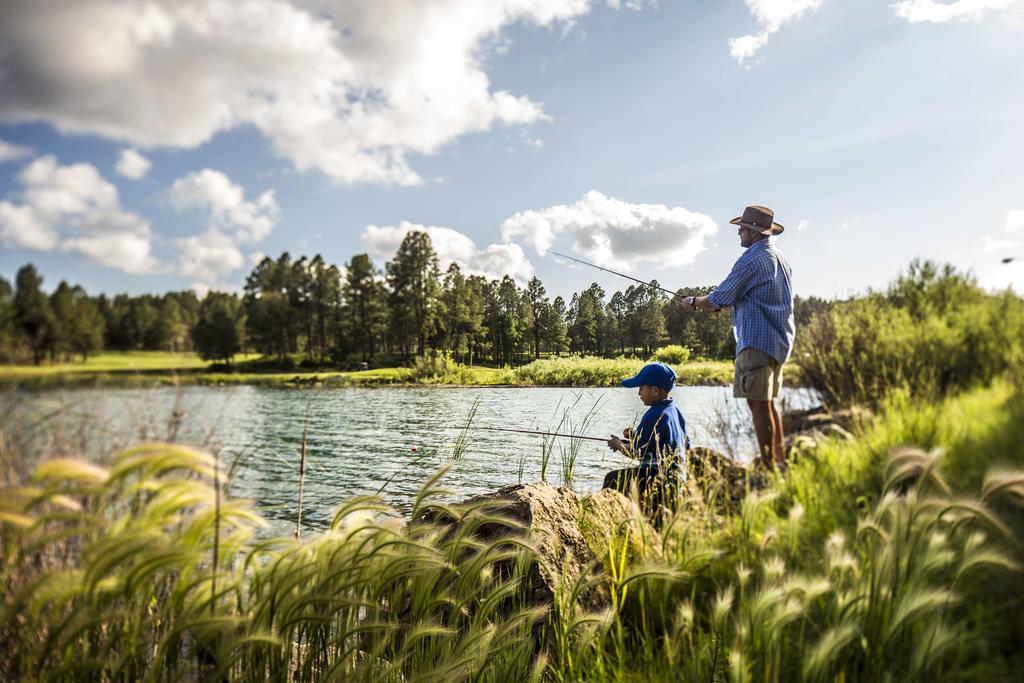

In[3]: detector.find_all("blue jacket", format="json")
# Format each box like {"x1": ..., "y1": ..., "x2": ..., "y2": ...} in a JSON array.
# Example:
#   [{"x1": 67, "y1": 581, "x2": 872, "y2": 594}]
[{"x1": 632, "y1": 398, "x2": 687, "y2": 474}]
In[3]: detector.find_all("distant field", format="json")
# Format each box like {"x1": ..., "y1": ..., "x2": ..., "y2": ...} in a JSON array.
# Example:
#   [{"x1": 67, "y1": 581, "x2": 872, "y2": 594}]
[
  {"x1": 0, "y1": 351, "x2": 233, "y2": 375},
  {"x1": 0, "y1": 351, "x2": 737, "y2": 388}
]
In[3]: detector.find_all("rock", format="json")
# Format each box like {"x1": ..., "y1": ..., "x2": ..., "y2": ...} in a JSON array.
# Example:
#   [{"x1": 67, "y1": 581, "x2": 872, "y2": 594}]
[
  {"x1": 782, "y1": 406, "x2": 871, "y2": 435},
  {"x1": 422, "y1": 482, "x2": 607, "y2": 609},
  {"x1": 578, "y1": 488, "x2": 654, "y2": 564},
  {"x1": 686, "y1": 446, "x2": 751, "y2": 505}
]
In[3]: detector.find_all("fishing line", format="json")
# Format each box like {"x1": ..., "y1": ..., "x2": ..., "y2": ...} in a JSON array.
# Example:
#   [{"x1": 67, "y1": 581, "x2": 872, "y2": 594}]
[{"x1": 550, "y1": 251, "x2": 684, "y2": 300}]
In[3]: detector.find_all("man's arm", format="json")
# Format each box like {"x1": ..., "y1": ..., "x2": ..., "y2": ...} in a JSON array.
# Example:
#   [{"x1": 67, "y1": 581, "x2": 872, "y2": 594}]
[{"x1": 705, "y1": 255, "x2": 757, "y2": 310}]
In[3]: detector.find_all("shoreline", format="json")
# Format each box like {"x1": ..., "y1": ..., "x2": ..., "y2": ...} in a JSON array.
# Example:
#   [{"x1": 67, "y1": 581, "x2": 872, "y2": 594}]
[
  {"x1": 0, "y1": 352, "x2": 749, "y2": 390},
  {"x1": 0, "y1": 372, "x2": 737, "y2": 390}
]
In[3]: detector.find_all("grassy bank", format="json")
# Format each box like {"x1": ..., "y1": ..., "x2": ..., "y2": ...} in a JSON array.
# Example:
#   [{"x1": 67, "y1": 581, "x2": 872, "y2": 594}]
[
  {"x1": 2, "y1": 381, "x2": 1022, "y2": 680},
  {"x1": 0, "y1": 351, "x2": 735, "y2": 388}
]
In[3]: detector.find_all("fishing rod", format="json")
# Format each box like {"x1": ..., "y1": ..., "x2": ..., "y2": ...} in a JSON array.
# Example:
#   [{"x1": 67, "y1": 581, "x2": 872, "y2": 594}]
[
  {"x1": 477, "y1": 426, "x2": 608, "y2": 443},
  {"x1": 550, "y1": 250, "x2": 684, "y2": 300}
]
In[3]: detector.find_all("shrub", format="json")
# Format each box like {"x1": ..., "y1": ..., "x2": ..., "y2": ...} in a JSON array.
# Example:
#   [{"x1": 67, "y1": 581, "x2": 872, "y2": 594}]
[
  {"x1": 513, "y1": 355, "x2": 646, "y2": 387},
  {"x1": 798, "y1": 261, "x2": 1024, "y2": 407},
  {"x1": 411, "y1": 349, "x2": 474, "y2": 383},
  {"x1": 653, "y1": 344, "x2": 690, "y2": 365}
]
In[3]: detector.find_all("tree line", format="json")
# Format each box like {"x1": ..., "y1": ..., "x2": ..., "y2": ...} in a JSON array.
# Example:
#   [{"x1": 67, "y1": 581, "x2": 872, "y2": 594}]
[{"x1": 0, "y1": 230, "x2": 829, "y2": 366}]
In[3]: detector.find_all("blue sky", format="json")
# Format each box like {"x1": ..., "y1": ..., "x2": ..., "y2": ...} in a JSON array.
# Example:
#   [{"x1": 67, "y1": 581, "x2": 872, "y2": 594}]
[{"x1": 1, "y1": 0, "x2": 1022, "y2": 299}]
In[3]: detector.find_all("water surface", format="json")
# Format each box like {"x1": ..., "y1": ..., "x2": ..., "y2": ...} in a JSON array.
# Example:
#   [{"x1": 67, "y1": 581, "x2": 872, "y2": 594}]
[{"x1": 6, "y1": 385, "x2": 819, "y2": 534}]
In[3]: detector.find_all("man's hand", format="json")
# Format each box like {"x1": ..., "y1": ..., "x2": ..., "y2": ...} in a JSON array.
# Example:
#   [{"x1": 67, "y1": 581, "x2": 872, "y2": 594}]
[
  {"x1": 607, "y1": 435, "x2": 625, "y2": 452},
  {"x1": 693, "y1": 295, "x2": 723, "y2": 312}
]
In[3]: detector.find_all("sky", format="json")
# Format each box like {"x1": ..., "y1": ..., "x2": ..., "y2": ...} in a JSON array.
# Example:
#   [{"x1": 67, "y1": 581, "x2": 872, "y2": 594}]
[{"x1": 1, "y1": 0, "x2": 1023, "y2": 300}]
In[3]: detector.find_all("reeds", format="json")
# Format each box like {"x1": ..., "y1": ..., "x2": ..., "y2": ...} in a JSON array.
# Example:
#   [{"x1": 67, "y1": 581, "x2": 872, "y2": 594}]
[
  {"x1": 0, "y1": 446, "x2": 544, "y2": 681},
  {"x1": 559, "y1": 395, "x2": 604, "y2": 488},
  {"x1": 449, "y1": 396, "x2": 480, "y2": 462}
]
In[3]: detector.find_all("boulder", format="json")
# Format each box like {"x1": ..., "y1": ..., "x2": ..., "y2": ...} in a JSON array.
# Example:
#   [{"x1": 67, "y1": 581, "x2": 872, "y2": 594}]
[
  {"x1": 578, "y1": 488, "x2": 654, "y2": 564},
  {"x1": 423, "y1": 482, "x2": 607, "y2": 609},
  {"x1": 782, "y1": 406, "x2": 871, "y2": 435},
  {"x1": 686, "y1": 446, "x2": 752, "y2": 504}
]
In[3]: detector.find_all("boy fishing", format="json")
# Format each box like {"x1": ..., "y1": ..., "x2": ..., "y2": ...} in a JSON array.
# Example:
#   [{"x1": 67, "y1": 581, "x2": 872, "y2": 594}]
[{"x1": 605, "y1": 362, "x2": 687, "y2": 511}]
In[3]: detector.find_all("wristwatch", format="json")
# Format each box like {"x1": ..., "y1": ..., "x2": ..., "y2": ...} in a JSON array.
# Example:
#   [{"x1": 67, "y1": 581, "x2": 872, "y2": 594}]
[{"x1": 689, "y1": 296, "x2": 697, "y2": 310}]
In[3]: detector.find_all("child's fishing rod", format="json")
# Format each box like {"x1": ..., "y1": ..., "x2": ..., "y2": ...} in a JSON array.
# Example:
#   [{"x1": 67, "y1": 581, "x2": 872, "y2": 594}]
[
  {"x1": 478, "y1": 426, "x2": 608, "y2": 442},
  {"x1": 550, "y1": 250, "x2": 683, "y2": 300}
]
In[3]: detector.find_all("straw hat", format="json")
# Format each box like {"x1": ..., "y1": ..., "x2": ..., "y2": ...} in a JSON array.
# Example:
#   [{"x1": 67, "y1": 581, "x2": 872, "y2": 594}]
[{"x1": 729, "y1": 205, "x2": 784, "y2": 236}]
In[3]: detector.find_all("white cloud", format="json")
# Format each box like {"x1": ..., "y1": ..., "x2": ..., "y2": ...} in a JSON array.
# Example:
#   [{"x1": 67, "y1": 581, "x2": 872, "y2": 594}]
[
  {"x1": 362, "y1": 221, "x2": 534, "y2": 283},
  {"x1": 0, "y1": 138, "x2": 33, "y2": 163},
  {"x1": 1004, "y1": 208, "x2": 1024, "y2": 233},
  {"x1": 176, "y1": 228, "x2": 246, "y2": 293},
  {"x1": 0, "y1": 155, "x2": 156, "y2": 273},
  {"x1": 0, "y1": 1, "x2": 633, "y2": 186},
  {"x1": 893, "y1": 0, "x2": 1016, "y2": 23},
  {"x1": 729, "y1": 33, "x2": 770, "y2": 62},
  {"x1": 797, "y1": 219, "x2": 810, "y2": 232},
  {"x1": 981, "y1": 235, "x2": 1021, "y2": 253},
  {"x1": 169, "y1": 169, "x2": 277, "y2": 243},
  {"x1": 0, "y1": 201, "x2": 56, "y2": 250},
  {"x1": 500, "y1": 190, "x2": 717, "y2": 268},
  {"x1": 169, "y1": 169, "x2": 278, "y2": 291},
  {"x1": 115, "y1": 148, "x2": 151, "y2": 179},
  {"x1": 605, "y1": 0, "x2": 658, "y2": 9},
  {"x1": 730, "y1": 0, "x2": 824, "y2": 64}
]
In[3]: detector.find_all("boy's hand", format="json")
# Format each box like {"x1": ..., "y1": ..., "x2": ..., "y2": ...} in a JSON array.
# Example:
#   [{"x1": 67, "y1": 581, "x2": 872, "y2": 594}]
[
  {"x1": 622, "y1": 427, "x2": 635, "y2": 441},
  {"x1": 607, "y1": 435, "x2": 624, "y2": 452}
]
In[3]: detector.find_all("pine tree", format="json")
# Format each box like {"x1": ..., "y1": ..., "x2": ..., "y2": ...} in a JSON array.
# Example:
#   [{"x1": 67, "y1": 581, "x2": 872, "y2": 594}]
[
  {"x1": 542, "y1": 296, "x2": 569, "y2": 357},
  {"x1": 49, "y1": 281, "x2": 76, "y2": 361},
  {"x1": 442, "y1": 264, "x2": 487, "y2": 363},
  {"x1": 244, "y1": 255, "x2": 295, "y2": 362},
  {"x1": 386, "y1": 231, "x2": 441, "y2": 359},
  {"x1": 0, "y1": 276, "x2": 16, "y2": 362},
  {"x1": 192, "y1": 292, "x2": 245, "y2": 364},
  {"x1": 343, "y1": 254, "x2": 387, "y2": 362},
  {"x1": 525, "y1": 277, "x2": 547, "y2": 359},
  {"x1": 70, "y1": 287, "x2": 104, "y2": 360},
  {"x1": 13, "y1": 264, "x2": 54, "y2": 365}
]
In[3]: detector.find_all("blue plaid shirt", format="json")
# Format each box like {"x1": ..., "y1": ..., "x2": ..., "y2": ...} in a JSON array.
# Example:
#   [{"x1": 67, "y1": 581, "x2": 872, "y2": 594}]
[{"x1": 707, "y1": 239, "x2": 795, "y2": 363}]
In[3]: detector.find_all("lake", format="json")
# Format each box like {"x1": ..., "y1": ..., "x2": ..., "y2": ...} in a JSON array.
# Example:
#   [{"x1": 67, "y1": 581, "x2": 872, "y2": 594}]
[{"x1": 5, "y1": 385, "x2": 819, "y2": 534}]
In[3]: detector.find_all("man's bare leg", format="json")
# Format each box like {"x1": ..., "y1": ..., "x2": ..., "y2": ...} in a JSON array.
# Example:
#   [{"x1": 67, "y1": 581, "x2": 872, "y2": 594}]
[
  {"x1": 768, "y1": 399, "x2": 785, "y2": 466},
  {"x1": 746, "y1": 399, "x2": 776, "y2": 468}
]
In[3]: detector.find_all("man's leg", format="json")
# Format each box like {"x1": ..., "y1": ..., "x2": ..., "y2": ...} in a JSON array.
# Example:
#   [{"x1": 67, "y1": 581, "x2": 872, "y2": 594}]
[
  {"x1": 768, "y1": 399, "x2": 785, "y2": 466},
  {"x1": 746, "y1": 399, "x2": 777, "y2": 468}
]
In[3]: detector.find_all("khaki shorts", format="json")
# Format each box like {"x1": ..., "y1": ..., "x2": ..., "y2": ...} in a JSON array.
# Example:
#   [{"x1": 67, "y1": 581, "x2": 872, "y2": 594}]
[{"x1": 733, "y1": 347, "x2": 783, "y2": 400}]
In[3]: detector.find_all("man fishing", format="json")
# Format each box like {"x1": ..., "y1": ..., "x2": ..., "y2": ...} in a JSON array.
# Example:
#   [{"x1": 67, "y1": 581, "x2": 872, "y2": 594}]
[
  {"x1": 690, "y1": 205, "x2": 795, "y2": 470},
  {"x1": 604, "y1": 362, "x2": 687, "y2": 511}
]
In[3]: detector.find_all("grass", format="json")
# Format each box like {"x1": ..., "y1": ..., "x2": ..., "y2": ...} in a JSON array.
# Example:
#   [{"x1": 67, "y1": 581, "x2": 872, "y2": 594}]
[
  {"x1": 0, "y1": 351, "x2": 738, "y2": 388},
  {"x1": 3, "y1": 381, "x2": 1023, "y2": 680},
  {"x1": 0, "y1": 351, "x2": 245, "y2": 375},
  {"x1": 512, "y1": 355, "x2": 734, "y2": 387}
]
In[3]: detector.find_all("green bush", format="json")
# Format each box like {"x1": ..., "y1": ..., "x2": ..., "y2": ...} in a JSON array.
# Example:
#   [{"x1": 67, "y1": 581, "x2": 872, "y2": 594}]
[
  {"x1": 513, "y1": 355, "x2": 646, "y2": 386},
  {"x1": 653, "y1": 344, "x2": 690, "y2": 365},
  {"x1": 798, "y1": 260, "x2": 1024, "y2": 407}
]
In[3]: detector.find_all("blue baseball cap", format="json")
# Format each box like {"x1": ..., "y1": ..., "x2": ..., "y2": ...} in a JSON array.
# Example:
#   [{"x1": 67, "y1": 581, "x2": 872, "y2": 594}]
[{"x1": 621, "y1": 362, "x2": 677, "y2": 390}]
